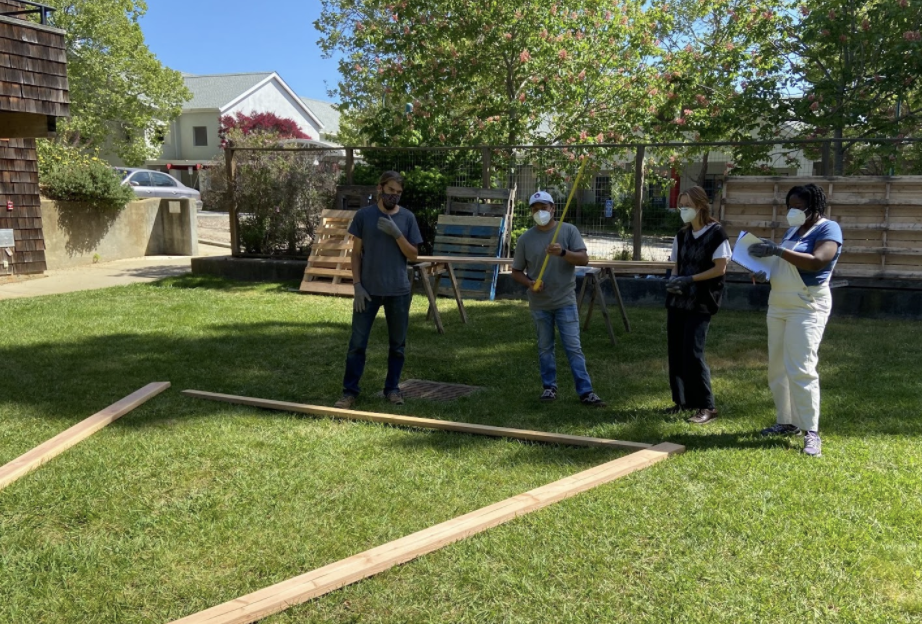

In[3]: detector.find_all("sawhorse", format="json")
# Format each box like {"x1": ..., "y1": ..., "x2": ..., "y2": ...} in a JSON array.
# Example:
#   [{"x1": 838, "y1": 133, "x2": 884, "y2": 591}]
[{"x1": 576, "y1": 267, "x2": 632, "y2": 346}]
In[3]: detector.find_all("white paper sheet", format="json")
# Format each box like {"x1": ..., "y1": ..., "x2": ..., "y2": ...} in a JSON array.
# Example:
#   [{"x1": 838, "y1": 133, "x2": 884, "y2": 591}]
[{"x1": 731, "y1": 231, "x2": 774, "y2": 279}]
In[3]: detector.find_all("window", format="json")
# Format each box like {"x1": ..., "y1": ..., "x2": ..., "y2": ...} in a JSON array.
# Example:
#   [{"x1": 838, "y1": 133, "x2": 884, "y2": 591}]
[
  {"x1": 151, "y1": 172, "x2": 178, "y2": 187},
  {"x1": 193, "y1": 126, "x2": 208, "y2": 147},
  {"x1": 129, "y1": 171, "x2": 152, "y2": 187}
]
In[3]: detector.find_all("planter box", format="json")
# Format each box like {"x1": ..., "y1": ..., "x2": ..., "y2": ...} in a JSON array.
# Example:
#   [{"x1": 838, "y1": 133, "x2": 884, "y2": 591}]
[{"x1": 42, "y1": 197, "x2": 198, "y2": 270}]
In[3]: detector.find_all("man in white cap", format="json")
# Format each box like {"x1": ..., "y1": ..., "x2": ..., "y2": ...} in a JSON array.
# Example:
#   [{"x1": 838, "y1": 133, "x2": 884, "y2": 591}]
[{"x1": 511, "y1": 191, "x2": 606, "y2": 407}]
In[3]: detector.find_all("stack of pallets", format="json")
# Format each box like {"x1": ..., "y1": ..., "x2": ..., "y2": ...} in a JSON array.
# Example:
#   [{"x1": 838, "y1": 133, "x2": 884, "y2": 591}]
[{"x1": 299, "y1": 209, "x2": 356, "y2": 297}]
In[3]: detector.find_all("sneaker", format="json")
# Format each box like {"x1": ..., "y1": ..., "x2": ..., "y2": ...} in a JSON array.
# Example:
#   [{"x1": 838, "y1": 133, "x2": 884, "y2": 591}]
[
  {"x1": 334, "y1": 394, "x2": 356, "y2": 409},
  {"x1": 580, "y1": 392, "x2": 607, "y2": 408},
  {"x1": 803, "y1": 431, "x2": 822, "y2": 457},
  {"x1": 385, "y1": 390, "x2": 405, "y2": 405},
  {"x1": 540, "y1": 387, "x2": 558, "y2": 402},
  {"x1": 760, "y1": 423, "x2": 800, "y2": 437}
]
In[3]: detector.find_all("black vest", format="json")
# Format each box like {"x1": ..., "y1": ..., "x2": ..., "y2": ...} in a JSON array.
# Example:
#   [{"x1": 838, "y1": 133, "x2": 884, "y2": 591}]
[{"x1": 666, "y1": 223, "x2": 728, "y2": 315}]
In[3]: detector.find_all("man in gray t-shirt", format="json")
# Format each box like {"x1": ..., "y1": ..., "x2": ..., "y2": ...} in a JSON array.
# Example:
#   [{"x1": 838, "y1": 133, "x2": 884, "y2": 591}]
[
  {"x1": 334, "y1": 172, "x2": 424, "y2": 410},
  {"x1": 512, "y1": 191, "x2": 606, "y2": 407}
]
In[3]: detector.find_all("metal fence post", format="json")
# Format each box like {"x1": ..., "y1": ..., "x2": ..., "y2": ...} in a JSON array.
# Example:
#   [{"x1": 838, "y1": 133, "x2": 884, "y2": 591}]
[
  {"x1": 481, "y1": 147, "x2": 491, "y2": 188},
  {"x1": 632, "y1": 145, "x2": 646, "y2": 261},
  {"x1": 821, "y1": 142, "x2": 831, "y2": 177},
  {"x1": 224, "y1": 145, "x2": 239, "y2": 257},
  {"x1": 345, "y1": 147, "x2": 354, "y2": 185}
]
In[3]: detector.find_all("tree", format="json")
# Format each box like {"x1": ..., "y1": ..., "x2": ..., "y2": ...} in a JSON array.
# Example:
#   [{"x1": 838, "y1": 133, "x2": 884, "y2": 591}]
[
  {"x1": 220, "y1": 111, "x2": 312, "y2": 140},
  {"x1": 43, "y1": 0, "x2": 190, "y2": 165},
  {"x1": 775, "y1": 0, "x2": 922, "y2": 174},
  {"x1": 315, "y1": 0, "x2": 671, "y2": 148}
]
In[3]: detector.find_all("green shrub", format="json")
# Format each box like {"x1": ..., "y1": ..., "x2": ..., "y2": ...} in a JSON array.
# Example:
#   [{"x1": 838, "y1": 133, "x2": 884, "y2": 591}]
[{"x1": 37, "y1": 142, "x2": 134, "y2": 210}]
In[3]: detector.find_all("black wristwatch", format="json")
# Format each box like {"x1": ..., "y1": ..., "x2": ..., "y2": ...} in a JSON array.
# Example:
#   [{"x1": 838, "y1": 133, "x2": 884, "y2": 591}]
[{"x1": 559, "y1": 248, "x2": 566, "y2": 257}]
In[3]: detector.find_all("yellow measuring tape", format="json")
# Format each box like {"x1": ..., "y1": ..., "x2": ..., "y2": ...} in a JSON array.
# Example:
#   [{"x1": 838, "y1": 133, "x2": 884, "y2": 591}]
[{"x1": 532, "y1": 155, "x2": 589, "y2": 292}]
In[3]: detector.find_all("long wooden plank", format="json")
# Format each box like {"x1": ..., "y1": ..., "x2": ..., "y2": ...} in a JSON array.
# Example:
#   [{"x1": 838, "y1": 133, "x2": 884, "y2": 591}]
[
  {"x1": 181, "y1": 390, "x2": 651, "y2": 451},
  {"x1": 298, "y1": 282, "x2": 353, "y2": 296},
  {"x1": 446, "y1": 187, "x2": 511, "y2": 201},
  {"x1": 437, "y1": 215, "x2": 505, "y2": 227},
  {"x1": 0, "y1": 382, "x2": 171, "y2": 491},
  {"x1": 303, "y1": 267, "x2": 353, "y2": 279},
  {"x1": 169, "y1": 441, "x2": 684, "y2": 624}
]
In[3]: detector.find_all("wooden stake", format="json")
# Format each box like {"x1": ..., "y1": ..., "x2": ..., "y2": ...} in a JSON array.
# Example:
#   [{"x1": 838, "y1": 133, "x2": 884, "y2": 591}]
[
  {"x1": 168, "y1": 442, "x2": 684, "y2": 624},
  {"x1": 181, "y1": 390, "x2": 651, "y2": 451},
  {"x1": 0, "y1": 383, "x2": 171, "y2": 491}
]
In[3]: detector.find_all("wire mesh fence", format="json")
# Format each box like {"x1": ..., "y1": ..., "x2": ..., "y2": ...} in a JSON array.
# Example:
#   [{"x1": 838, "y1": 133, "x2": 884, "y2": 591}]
[{"x1": 213, "y1": 137, "x2": 922, "y2": 260}]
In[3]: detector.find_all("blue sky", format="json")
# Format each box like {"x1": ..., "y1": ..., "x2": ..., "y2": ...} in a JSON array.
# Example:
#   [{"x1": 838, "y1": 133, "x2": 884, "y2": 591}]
[{"x1": 139, "y1": 0, "x2": 343, "y2": 103}]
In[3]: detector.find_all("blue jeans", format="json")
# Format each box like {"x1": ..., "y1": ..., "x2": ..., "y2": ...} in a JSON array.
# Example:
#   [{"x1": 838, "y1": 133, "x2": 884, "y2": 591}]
[
  {"x1": 342, "y1": 293, "x2": 412, "y2": 397},
  {"x1": 530, "y1": 304, "x2": 594, "y2": 396}
]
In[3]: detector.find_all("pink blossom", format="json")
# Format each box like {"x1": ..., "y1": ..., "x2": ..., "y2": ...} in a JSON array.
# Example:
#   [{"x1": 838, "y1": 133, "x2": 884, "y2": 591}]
[
  {"x1": 579, "y1": 130, "x2": 588, "y2": 140},
  {"x1": 684, "y1": 108, "x2": 693, "y2": 115},
  {"x1": 551, "y1": 4, "x2": 557, "y2": 15},
  {"x1": 725, "y1": 42, "x2": 735, "y2": 51},
  {"x1": 354, "y1": 64, "x2": 363, "y2": 72},
  {"x1": 571, "y1": 11, "x2": 578, "y2": 19},
  {"x1": 800, "y1": 5, "x2": 810, "y2": 16},
  {"x1": 696, "y1": 94, "x2": 708, "y2": 105},
  {"x1": 648, "y1": 105, "x2": 657, "y2": 113},
  {"x1": 504, "y1": 32, "x2": 512, "y2": 40},
  {"x1": 355, "y1": 21, "x2": 365, "y2": 31},
  {"x1": 546, "y1": 168, "x2": 556, "y2": 175},
  {"x1": 391, "y1": 13, "x2": 398, "y2": 21},
  {"x1": 899, "y1": 0, "x2": 908, "y2": 6},
  {"x1": 675, "y1": 117, "x2": 686, "y2": 125},
  {"x1": 596, "y1": 133, "x2": 604, "y2": 142},
  {"x1": 559, "y1": 49, "x2": 568, "y2": 60},
  {"x1": 518, "y1": 93, "x2": 526, "y2": 102},
  {"x1": 576, "y1": 31, "x2": 584, "y2": 40},
  {"x1": 439, "y1": 133, "x2": 446, "y2": 142},
  {"x1": 589, "y1": 109, "x2": 596, "y2": 118},
  {"x1": 605, "y1": 10, "x2": 612, "y2": 19},
  {"x1": 519, "y1": 49, "x2": 531, "y2": 63},
  {"x1": 515, "y1": 10, "x2": 522, "y2": 19},
  {"x1": 404, "y1": 25, "x2": 410, "y2": 34},
  {"x1": 808, "y1": 93, "x2": 815, "y2": 101},
  {"x1": 763, "y1": 11, "x2": 773, "y2": 19},
  {"x1": 821, "y1": 29, "x2": 830, "y2": 36},
  {"x1": 828, "y1": 10, "x2": 836, "y2": 19},
  {"x1": 839, "y1": 34, "x2": 847, "y2": 42},
  {"x1": 578, "y1": 70, "x2": 586, "y2": 80},
  {"x1": 684, "y1": 44, "x2": 694, "y2": 53},
  {"x1": 862, "y1": 19, "x2": 870, "y2": 30},
  {"x1": 540, "y1": 29, "x2": 548, "y2": 39},
  {"x1": 648, "y1": 87, "x2": 659, "y2": 96},
  {"x1": 810, "y1": 102, "x2": 819, "y2": 111},
  {"x1": 621, "y1": 16, "x2": 628, "y2": 25}
]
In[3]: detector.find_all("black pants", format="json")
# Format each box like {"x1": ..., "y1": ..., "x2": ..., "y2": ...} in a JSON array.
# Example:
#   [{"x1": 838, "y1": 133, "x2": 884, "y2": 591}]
[{"x1": 667, "y1": 308, "x2": 715, "y2": 410}]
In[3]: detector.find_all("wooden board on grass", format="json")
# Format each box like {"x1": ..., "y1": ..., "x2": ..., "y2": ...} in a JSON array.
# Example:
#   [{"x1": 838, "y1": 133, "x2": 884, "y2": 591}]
[
  {"x1": 299, "y1": 209, "x2": 357, "y2": 297},
  {"x1": 0, "y1": 382, "x2": 171, "y2": 491},
  {"x1": 172, "y1": 388, "x2": 684, "y2": 624}
]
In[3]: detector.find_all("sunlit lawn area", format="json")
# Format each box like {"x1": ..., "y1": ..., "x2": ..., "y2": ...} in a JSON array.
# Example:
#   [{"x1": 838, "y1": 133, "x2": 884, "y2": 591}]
[{"x1": 1, "y1": 276, "x2": 920, "y2": 623}]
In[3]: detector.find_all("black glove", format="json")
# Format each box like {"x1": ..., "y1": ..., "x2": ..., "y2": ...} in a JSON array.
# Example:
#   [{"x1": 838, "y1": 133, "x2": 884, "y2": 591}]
[
  {"x1": 665, "y1": 275, "x2": 694, "y2": 294},
  {"x1": 749, "y1": 270, "x2": 768, "y2": 284},
  {"x1": 748, "y1": 238, "x2": 783, "y2": 258}
]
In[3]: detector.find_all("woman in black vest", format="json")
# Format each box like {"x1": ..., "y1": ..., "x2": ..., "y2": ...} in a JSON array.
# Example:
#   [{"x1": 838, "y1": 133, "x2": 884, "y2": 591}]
[{"x1": 664, "y1": 186, "x2": 731, "y2": 424}]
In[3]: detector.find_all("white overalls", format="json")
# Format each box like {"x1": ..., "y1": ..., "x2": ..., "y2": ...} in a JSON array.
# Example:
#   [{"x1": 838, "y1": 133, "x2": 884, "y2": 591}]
[{"x1": 765, "y1": 225, "x2": 833, "y2": 433}]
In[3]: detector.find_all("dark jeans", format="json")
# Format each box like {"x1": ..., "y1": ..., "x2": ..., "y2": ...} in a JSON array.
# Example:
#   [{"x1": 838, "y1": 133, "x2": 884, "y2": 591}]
[
  {"x1": 667, "y1": 307, "x2": 715, "y2": 410},
  {"x1": 342, "y1": 293, "x2": 412, "y2": 397}
]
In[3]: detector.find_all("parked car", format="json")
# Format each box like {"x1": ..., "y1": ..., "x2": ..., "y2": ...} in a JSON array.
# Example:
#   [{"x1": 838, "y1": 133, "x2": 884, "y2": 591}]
[{"x1": 114, "y1": 167, "x2": 203, "y2": 211}]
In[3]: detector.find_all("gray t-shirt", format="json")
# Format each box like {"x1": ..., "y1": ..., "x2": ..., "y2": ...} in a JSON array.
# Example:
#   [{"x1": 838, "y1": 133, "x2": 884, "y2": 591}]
[
  {"x1": 512, "y1": 222, "x2": 586, "y2": 310},
  {"x1": 348, "y1": 204, "x2": 423, "y2": 296}
]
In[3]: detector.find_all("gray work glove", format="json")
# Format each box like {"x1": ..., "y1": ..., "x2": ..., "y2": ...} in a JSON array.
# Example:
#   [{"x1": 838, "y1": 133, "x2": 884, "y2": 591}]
[
  {"x1": 749, "y1": 270, "x2": 768, "y2": 284},
  {"x1": 377, "y1": 215, "x2": 403, "y2": 239},
  {"x1": 665, "y1": 275, "x2": 694, "y2": 294},
  {"x1": 748, "y1": 238, "x2": 783, "y2": 258},
  {"x1": 353, "y1": 282, "x2": 371, "y2": 313}
]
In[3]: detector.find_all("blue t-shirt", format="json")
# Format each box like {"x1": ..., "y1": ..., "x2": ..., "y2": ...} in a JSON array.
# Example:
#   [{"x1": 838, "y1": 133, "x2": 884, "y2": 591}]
[
  {"x1": 782, "y1": 219, "x2": 843, "y2": 286},
  {"x1": 348, "y1": 204, "x2": 423, "y2": 296}
]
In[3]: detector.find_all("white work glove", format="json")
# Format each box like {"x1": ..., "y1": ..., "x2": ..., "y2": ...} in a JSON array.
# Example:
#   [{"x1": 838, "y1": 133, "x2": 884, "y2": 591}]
[
  {"x1": 353, "y1": 282, "x2": 371, "y2": 312},
  {"x1": 377, "y1": 215, "x2": 403, "y2": 239}
]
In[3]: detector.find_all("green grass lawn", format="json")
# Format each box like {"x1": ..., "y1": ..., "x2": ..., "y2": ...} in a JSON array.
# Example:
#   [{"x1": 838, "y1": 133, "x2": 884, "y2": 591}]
[{"x1": 1, "y1": 277, "x2": 920, "y2": 623}]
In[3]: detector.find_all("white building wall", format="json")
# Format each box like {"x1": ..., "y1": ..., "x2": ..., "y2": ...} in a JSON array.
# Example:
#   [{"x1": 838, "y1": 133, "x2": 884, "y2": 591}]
[{"x1": 224, "y1": 79, "x2": 322, "y2": 140}]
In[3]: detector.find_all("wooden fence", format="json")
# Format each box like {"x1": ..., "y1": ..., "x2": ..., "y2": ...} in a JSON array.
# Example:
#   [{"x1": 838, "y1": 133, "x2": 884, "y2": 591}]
[{"x1": 721, "y1": 176, "x2": 922, "y2": 279}]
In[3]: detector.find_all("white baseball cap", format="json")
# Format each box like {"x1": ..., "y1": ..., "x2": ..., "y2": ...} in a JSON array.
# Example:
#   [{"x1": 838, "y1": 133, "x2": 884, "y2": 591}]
[{"x1": 529, "y1": 191, "x2": 554, "y2": 206}]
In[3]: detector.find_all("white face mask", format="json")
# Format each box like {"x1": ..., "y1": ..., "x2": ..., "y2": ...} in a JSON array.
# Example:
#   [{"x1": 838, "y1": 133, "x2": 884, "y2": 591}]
[
  {"x1": 786, "y1": 208, "x2": 807, "y2": 227},
  {"x1": 533, "y1": 210, "x2": 552, "y2": 226},
  {"x1": 679, "y1": 207, "x2": 697, "y2": 224}
]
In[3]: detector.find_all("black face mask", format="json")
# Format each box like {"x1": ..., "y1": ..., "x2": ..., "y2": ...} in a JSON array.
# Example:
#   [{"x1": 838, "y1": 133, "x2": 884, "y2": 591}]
[{"x1": 382, "y1": 193, "x2": 401, "y2": 209}]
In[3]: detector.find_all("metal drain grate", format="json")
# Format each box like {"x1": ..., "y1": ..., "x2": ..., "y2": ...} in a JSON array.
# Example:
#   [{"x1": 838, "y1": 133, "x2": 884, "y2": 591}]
[{"x1": 397, "y1": 379, "x2": 483, "y2": 401}]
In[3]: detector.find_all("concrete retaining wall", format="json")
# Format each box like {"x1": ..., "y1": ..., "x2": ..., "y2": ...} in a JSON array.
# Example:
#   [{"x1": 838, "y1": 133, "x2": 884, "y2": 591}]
[{"x1": 42, "y1": 198, "x2": 198, "y2": 270}]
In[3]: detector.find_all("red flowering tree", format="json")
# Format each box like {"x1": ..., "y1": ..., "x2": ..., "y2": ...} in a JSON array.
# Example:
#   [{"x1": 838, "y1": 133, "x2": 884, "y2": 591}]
[{"x1": 219, "y1": 111, "x2": 312, "y2": 141}]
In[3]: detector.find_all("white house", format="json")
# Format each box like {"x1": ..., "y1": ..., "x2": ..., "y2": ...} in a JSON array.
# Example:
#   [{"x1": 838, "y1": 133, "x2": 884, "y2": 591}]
[{"x1": 148, "y1": 72, "x2": 339, "y2": 189}]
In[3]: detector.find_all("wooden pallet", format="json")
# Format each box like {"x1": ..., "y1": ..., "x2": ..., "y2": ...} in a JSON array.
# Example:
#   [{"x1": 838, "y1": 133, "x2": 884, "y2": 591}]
[
  {"x1": 299, "y1": 209, "x2": 357, "y2": 297},
  {"x1": 432, "y1": 214, "x2": 505, "y2": 301},
  {"x1": 445, "y1": 185, "x2": 517, "y2": 257}
]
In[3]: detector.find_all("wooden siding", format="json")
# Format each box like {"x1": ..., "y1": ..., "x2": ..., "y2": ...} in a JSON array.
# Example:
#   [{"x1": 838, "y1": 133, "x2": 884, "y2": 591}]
[
  {"x1": 0, "y1": 137, "x2": 44, "y2": 275},
  {"x1": 0, "y1": 6, "x2": 70, "y2": 118}
]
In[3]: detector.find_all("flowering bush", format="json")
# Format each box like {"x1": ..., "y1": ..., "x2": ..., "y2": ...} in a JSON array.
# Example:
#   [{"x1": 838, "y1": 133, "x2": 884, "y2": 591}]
[{"x1": 37, "y1": 141, "x2": 135, "y2": 210}]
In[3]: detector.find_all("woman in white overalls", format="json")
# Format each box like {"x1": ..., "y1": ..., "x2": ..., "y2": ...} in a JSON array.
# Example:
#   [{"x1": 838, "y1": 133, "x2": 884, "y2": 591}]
[{"x1": 748, "y1": 184, "x2": 843, "y2": 457}]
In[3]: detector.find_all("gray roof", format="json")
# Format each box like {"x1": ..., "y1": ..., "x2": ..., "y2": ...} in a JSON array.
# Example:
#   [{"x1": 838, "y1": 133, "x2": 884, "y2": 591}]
[
  {"x1": 183, "y1": 72, "x2": 274, "y2": 110},
  {"x1": 300, "y1": 97, "x2": 340, "y2": 136}
]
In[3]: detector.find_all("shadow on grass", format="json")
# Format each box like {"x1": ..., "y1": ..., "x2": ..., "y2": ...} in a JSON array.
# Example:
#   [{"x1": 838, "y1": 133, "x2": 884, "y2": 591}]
[{"x1": 1, "y1": 280, "x2": 920, "y2": 454}]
